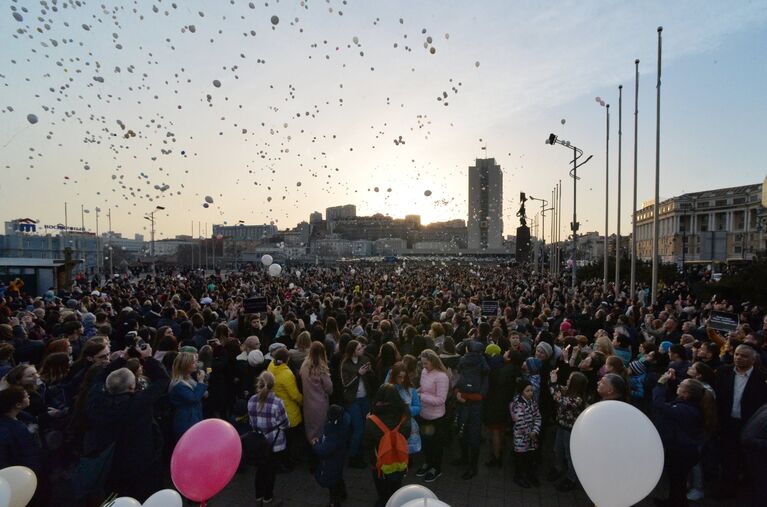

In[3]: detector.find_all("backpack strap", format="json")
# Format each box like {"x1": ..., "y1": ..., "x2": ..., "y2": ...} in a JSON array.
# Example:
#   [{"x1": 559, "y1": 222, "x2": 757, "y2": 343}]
[{"x1": 368, "y1": 414, "x2": 388, "y2": 433}]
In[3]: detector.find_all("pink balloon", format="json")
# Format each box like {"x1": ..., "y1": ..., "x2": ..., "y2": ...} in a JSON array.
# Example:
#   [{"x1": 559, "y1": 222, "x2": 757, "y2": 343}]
[{"x1": 170, "y1": 419, "x2": 242, "y2": 502}]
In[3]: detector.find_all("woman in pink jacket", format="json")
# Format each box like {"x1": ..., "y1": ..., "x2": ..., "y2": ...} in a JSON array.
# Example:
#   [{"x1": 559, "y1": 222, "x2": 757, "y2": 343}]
[{"x1": 415, "y1": 349, "x2": 450, "y2": 483}]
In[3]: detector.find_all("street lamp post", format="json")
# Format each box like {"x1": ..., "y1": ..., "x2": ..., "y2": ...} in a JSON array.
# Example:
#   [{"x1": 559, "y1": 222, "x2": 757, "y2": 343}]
[
  {"x1": 545, "y1": 134, "x2": 593, "y2": 291},
  {"x1": 529, "y1": 195, "x2": 554, "y2": 274},
  {"x1": 144, "y1": 205, "x2": 165, "y2": 274}
]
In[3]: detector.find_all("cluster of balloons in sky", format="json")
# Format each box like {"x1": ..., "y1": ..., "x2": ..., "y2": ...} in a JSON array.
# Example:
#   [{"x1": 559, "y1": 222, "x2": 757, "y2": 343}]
[{"x1": 7, "y1": 0, "x2": 493, "y2": 233}]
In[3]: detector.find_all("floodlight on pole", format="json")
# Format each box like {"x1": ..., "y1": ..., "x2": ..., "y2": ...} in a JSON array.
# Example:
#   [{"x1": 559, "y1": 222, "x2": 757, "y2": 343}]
[{"x1": 545, "y1": 134, "x2": 593, "y2": 290}]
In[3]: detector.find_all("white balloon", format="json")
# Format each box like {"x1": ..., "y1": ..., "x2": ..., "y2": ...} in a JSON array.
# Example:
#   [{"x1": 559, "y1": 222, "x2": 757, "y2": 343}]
[
  {"x1": 385, "y1": 484, "x2": 438, "y2": 507},
  {"x1": 400, "y1": 499, "x2": 450, "y2": 507},
  {"x1": 0, "y1": 466, "x2": 37, "y2": 507},
  {"x1": 142, "y1": 489, "x2": 183, "y2": 507},
  {"x1": 261, "y1": 254, "x2": 273, "y2": 266},
  {"x1": 570, "y1": 401, "x2": 663, "y2": 507},
  {"x1": 268, "y1": 263, "x2": 282, "y2": 277},
  {"x1": 0, "y1": 476, "x2": 11, "y2": 507},
  {"x1": 111, "y1": 498, "x2": 141, "y2": 507}
]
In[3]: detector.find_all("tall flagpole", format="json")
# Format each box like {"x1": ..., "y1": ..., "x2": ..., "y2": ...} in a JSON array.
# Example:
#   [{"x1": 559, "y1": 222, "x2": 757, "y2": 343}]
[
  {"x1": 603, "y1": 104, "x2": 610, "y2": 294},
  {"x1": 630, "y1": 59, "x2": 640, "y2": 302},
  {"x1": 616, "y1": 85, "x2": 623, "y2": 297},
  {"x1": 651, "y1": 27, "x2": 663, "y2": 305}
]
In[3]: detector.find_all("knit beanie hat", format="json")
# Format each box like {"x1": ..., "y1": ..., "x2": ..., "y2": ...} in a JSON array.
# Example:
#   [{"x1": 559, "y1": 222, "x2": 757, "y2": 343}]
[
  {"x1": 485, "y1": 343, "x2": 502, "y2": 358},
  {"x1": 628, "y1": 360, "x2": 647, "y2": 376},
  {"x1": 536, "y1": 341, "x2": 553, "y2": 360}
]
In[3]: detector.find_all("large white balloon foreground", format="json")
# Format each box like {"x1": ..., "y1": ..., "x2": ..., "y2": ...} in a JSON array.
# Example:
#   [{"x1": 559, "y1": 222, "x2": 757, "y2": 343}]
[
  {"x1": 570, "y1": 401, "x2": 664, "y2": 507},
  {"x1": 385, "y1": 484, "x2": 439, "y2": 507},
  {"x1": 0, "y1": 466, "x2": 37, "y2": 507}
]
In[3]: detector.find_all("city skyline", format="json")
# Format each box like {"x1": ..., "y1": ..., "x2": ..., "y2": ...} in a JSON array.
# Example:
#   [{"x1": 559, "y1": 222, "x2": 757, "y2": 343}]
[{"x1": 2, "y1": 1, "x2": 766, "y2": 242}]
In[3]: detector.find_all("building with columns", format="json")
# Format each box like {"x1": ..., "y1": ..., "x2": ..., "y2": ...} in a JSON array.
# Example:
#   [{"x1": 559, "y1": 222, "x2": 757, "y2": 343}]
[{"x1": 635, "y1": 183, "x2": 765, "y2": 265}]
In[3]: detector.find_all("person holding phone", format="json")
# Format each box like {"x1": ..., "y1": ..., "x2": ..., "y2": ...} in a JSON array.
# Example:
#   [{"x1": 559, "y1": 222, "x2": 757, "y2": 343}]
[
  {"x1": 168, "y1": 352, "x2": 208, "y2": 440},
  {"x1": 340, "y1": 340, "x2": 375, "y2": 468}
]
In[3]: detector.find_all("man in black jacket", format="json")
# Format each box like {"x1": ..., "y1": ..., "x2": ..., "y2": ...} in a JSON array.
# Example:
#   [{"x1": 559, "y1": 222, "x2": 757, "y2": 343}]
[
  {"x1": 85, "y1": 344, "x2": 170, "y2": 502},
  {"x1": 714, "y1": 344, "x2": 767, "y2": 499}
]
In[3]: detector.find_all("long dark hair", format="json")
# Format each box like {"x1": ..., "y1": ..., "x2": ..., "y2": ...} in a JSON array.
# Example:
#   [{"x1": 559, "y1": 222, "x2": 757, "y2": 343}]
[{"x1": 370, "y1": 383, "x2": 408, "y2": 420}]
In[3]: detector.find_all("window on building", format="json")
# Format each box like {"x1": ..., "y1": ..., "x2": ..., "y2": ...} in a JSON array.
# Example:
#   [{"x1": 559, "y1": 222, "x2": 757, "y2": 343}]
[
  {"x1": 715, "y1": 199, "x2": 727, "y2": 207},
  {"x1": 698, "y1": 215, "x2": 709, "y2": 232},
  {"x1": 715, "y1": 213, "x2": 726, "y2": 231}
]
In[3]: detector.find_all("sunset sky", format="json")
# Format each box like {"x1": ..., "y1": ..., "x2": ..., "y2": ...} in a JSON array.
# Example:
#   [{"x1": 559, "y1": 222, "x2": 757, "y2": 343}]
[{"x1": 2, "y1": 0, "x2": 766, "y2": 241}]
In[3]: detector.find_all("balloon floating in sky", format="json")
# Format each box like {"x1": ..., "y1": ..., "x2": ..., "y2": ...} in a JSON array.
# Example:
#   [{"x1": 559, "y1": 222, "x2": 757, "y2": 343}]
[
  {"x1": 213, "y1": 80, "x2": 221, "y2": 88},
  {"x1": 26, "y1": 114, "x2": 38, "y2": 125},
  {"x1": 204, "y1": 195, "x2": 214, "y2": 203},
  {"x1": 561, "y1": 118, "x2": 566, "y2": 125},
  {"x1": 424, "y1": 190, "x2": 432, "y2": 196},
  {"x1": 203, "y1": 203, "x2": 209, "y2": 208},
  {"x1": 270, "y1": 15, "x2": 279, "y2": 25},
  {"x1": 475, "y1": 61, "x2": 480, "y2": 68}
]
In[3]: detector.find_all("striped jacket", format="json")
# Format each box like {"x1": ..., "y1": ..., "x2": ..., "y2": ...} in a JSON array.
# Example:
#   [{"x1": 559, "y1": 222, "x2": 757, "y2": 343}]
[{"x1": 510, "y1": 395, "x2": 542, "y2": 453}]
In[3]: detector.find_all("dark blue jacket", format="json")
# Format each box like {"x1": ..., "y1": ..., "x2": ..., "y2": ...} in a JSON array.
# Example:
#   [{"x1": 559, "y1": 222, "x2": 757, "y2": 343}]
[
  {"x1": 652, "y1": 384, "x2": 704, "y2": 451},
  {"x1": 313, "y1": 411, "x2": 351, "y2": 488},
  {"x1": 0, "y1": 415, "x2": 42, "y2": 474}
]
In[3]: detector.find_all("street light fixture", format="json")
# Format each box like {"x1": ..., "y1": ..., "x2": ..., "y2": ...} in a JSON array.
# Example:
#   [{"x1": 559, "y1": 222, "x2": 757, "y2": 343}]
[
  {"x1": 145, "y1": 205, "x2": 165, "y2": 273},
  {"x1": 545, "y1": 134, "x2": 593, "y2": 290}
]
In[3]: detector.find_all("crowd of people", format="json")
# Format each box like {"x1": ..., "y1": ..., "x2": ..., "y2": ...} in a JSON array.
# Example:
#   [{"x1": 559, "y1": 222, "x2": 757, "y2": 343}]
[{"x1": 1, "y1": 261, "x2": 766, "y2": 507}]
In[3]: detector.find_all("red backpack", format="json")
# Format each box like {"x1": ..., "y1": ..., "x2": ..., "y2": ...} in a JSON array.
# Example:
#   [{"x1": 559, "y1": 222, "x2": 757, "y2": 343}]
[{"x1": 368, "y1": 414, "x2": 409, "y2": 477}]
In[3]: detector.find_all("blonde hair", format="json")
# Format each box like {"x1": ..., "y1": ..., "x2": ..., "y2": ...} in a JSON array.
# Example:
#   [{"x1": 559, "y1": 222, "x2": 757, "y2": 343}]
[
  {"x1": 595, "y1": 335, "x2": 614, "y2": 357},
  {"x1": 419, "y1": 349, "x2": 447, "y2": 373},
  {"x1": 256, "y1": 371, "x2": 275, "y2": 408},
  {"x1": 295, "y1": 331, "x2": 311, "y2": 351},
  {"x1": 300, "y1": 341, "x2": 329, "y2": 378},
  {"x1": 171, "y1": 352, "x2": 197, "y2": 386}
]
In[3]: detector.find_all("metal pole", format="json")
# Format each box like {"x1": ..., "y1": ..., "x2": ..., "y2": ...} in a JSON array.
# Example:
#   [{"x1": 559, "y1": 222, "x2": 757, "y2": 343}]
[
  {"x1": 616, "y1": 85, "x2": 623, "y2": 297},
  {"x1": 108, "y1": 208, "x2": 113, "y2": 277},
  {"x1": 558, "y1": 179, "x2": 562, "y2": 276},
  {"x1": 541, "y1": 200, "x2": 545, "y2": 273},
  {"x1": 651, "y1": 27, "x2": 663, "y2": 304},
  {"x1": 603, "y1": 104, "x2": 610, "y2": 294},
  {"x1": 631, "y1": 59, "x2": 639, "y2": 302},
  {"x1": 64, "y1": 202, "x2": 68, "y2": 229},
  {"x1": 572, "y1": 146, "x2": 578, "y2": 291},
  {"x1": 95, "y1": 208, "x2": 100, "y2": 276},
  {"x1": 81, "y1": 205, "x2": 85, "y2": 232}
]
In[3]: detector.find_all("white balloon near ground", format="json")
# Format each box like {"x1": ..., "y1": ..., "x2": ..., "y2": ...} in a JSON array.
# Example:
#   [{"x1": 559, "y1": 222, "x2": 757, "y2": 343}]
[
  {"x1": 0, "y1": 477, "x2": 11, "y2": 507},
  {"x1": 570, "y1": 400, "x2": 663, "y2": 507},
  {"x1": 26, "y1": 114, "x2": 38, "y2": 124},
  {"x1": 400, "y1": 499, "x2": 450, "y2": 507},
  {"x1": 109, "y1": 497, "x2": 141, "y2": 507},
  {"x1": 0, "y1": 466, "x2": 37, "y2": 507},
  {"x1": 142, "y1": 489, "x2": 183, "y2": 507},
  {"x1": 385, "y1": 484, "x2": 438, "y2": 507},
  {"x1": 268, "y1": 263, "x2": 282, "y2": 277},
  {"x1": 261, "y1": 254, "x2": 273, "y2": 266}
]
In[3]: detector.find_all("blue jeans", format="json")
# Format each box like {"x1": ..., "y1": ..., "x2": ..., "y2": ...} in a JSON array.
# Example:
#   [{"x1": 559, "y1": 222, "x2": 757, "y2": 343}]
[
  {"x1": 347, "y1": 397, "x2": 370, "y2": 458},
  {"x1": 553, "y1": 426, "x2": 577, "y2": 482}
]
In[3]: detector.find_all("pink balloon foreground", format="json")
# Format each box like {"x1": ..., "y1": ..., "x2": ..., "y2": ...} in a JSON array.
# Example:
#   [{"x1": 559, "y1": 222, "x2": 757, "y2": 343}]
[{"x1": 170, "y1": 419, "x2": 242, "y2": 505}]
